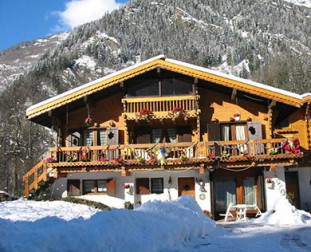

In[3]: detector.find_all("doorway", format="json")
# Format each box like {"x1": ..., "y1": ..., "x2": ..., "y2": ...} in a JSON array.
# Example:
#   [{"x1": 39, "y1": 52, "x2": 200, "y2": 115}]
[{"x1": 285, "y1": 171, "x2": 300, "y2": 208}]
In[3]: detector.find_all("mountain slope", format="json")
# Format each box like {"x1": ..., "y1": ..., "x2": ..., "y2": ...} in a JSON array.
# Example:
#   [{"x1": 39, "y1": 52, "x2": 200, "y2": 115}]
[{"x1": 0, "y1": 33, "x2": 68, "y2": 91}]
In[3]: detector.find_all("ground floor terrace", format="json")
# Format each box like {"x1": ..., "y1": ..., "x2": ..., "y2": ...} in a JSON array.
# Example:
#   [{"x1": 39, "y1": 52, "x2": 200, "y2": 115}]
[{"x1": 45, "y1": 165, "x2": 311, "y2": 220}]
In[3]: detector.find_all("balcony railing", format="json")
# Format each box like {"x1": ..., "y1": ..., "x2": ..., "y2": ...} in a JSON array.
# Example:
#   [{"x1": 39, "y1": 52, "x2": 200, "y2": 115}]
[
  {"x1": 121, "y1": 95, "x2": 199, "y2": 119},
  {"x1": 46, "y1": 138, "x2": 301, "y2": 167}
]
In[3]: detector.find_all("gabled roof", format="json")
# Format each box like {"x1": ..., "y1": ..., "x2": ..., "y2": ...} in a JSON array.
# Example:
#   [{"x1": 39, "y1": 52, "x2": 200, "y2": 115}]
[{"x1": 26, "y1": 55, "x2": 307, "y2": 120}]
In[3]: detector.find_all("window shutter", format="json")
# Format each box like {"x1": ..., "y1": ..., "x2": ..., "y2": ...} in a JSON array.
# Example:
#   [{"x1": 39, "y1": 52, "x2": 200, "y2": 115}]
[
  {"x1": 256, "y1": 175, "x2": 264, "y2": 210},
  {"x1": 107, "y1": 128, "x2": 119, "y2": 145},
  {"x1": 247, "y1": 121, "x2": 262, "y2": 140},
  {"x1": 107, "y1": 178, "x2": 116, "y2": 196},
  {"x1": 207, "y1": 122, "x2": 221, "y2": 141},
  {"x1": 177, "y1": 126, "x2": 191, "y2": 142},
  {"x1": 247, "y1": 121, "x2": 263, "y2": 154}
]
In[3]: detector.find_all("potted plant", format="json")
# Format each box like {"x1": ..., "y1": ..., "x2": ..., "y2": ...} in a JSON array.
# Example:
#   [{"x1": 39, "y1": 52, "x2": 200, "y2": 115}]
[
  {"x1": 266, "y1": 177, "x2": 274, "y2": 189},
  {"x1": 46, "y1": 157, "x2": 56, "y2": 163},
  {"x1": 233, "y1": 113, "x2": 241, "y2": 121}
]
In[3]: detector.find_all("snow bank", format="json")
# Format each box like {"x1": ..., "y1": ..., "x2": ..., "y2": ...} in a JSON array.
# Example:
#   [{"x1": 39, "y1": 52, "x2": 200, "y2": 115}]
[
  {"x1": 0, "y1": 196, "x2": 215, "y2": 252},
  {"x1": 253, "y1": 191, "x2": 311, "y2": 226}
]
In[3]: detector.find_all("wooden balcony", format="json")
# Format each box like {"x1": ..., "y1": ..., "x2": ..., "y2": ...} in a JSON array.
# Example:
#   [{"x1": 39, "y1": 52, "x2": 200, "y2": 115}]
[
  {"x1": 23, "y1": 138, "x2": 302, "y2": 196},
  {"x1": 46, "y1": 138, "x2": 302, "y2": 170},
  {"x1": 121, "y1": 95, "x2": 199, "y2": 120}
]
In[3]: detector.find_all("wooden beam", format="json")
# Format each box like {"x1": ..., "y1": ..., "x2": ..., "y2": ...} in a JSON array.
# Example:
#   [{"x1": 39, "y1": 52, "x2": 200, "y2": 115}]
[
  {"x1": 121, "y1": 167, "x2": 130, "y2": 177},
  {"x1": 199, "y1": 164, "x2": 205, "y2": 174},
  {"x1": 268, "y1": 100, "x2": 276, "y2": 109},
  {"x1": 231, "y1": 88, "x2": 237, "y2": 100}
]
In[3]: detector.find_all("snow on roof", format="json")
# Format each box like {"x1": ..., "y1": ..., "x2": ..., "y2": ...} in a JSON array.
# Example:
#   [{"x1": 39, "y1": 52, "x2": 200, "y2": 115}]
[
  {"x1": 302, "y1": 93, "x2": 311, "y2": 98},
  {"x1": 27, "y1": 55, "x2": 305, "y2": 115},
  {"x1": 26, "y1": 54, "x2": 165, "y2": 113},
  {"x1": 165, "y1": 58, "x2": 302, "y2": 100}
]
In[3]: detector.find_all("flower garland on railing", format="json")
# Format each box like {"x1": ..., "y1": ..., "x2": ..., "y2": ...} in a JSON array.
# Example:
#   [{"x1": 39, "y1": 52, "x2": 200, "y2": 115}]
[
  {"x1": 282, "y1": 138, "x2": 301, "y2": 154},
  {"x1": 172, "y1": 106, "x2": 185, "y2": 118},
  {"x1": 137, "y1": 109, "x2": 153, "y2": 120}
]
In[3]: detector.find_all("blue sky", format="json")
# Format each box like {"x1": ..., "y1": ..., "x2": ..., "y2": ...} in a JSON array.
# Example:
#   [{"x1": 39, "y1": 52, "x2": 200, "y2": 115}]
[{"x1": 0, "y1": 0, "x2": 129, "y2": 51}]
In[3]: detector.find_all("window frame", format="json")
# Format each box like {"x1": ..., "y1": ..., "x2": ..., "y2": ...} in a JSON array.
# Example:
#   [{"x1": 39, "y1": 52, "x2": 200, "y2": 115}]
[{"x1": 82, "y1": 179, "x2": 108, "y2": 194}]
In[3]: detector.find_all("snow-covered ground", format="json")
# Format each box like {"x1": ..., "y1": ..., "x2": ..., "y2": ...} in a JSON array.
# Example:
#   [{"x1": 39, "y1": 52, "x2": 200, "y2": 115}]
[{"x1": 0, "y1": 196, "x2": 310, "y2": 252}]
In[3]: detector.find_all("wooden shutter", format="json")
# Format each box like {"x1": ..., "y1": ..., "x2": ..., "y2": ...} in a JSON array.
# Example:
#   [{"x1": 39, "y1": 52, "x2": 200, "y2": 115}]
[
  {"x1": 207, "y1": 122, "x2": 221, "y2": 141},
  {"x1": 256, "y1": 174, "x2": 264, "y2": 210},
  {"x1": 247, "y1": 121, "x2": 263, "y2": 154},
  {"x1": 107, "y1": 178, "x2": 116, "y2": 196},
  {"x1": 177, "y1": 126, "x2": 191, "y2": 142},
  {"x1": 107, "y1": 128, "x2": 119, "y2": 145},
  {"x1": 67, "y1": 180, "x2": 80, "y2": 196},
  {"x1": 247, "y1": 121, "x2": 262, "y2": 140}
]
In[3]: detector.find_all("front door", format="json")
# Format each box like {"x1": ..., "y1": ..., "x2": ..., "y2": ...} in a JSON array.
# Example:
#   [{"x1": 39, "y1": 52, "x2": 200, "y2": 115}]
[
  {"x1": 285, "y1": 171, "x2": 300, "y2": 208},
  {"x1": 178, "y1": 177, "x2": 195, "y2": 198},
  {"x1": 67, "y1": 180, "x2": 80, "y2": 196}
]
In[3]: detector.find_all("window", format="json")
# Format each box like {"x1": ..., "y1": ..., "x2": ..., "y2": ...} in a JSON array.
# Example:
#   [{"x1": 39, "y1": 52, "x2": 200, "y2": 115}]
[
  {"x1": 84, "y1": 180, "x2": 95, "y2": 193},
  {"x1": 98, "y1": 129, "x2": 108, "y2": 146},
  {"x1": 68, "y1": 130, "x2": 81, "y2": 147},
  {"x1": 83, "y1": 179, "x2": 111, "y2": 194},
  {"x1": 136, "y1": 178, "x2": 150, "y2": 195},
  {"x1": 243, "y1": 177, "x2": 257, "y2": 205},
  {"x1": 67, "y1": 128, "x2": 118, "y2": 147},
  {"x1": 151, "y1": 178, "x2": 164, "y2": 194},
  {"x1": 220, "y1": 123, "x2": 246, "y2": 141},
  {"x1": 98, "y1": 180, "x2": 107, "y2": 192},
  {"x1": 84, "y1": 130, "x2": 93, "y2": 146},
  {"x1": 136, "y1": 178, "x2": 164, "y2": 194},
  {"x1": 214, "y1": 178, "x2": 237, "y2": 212},
  {"x1": 161, "y1": 78, "x2": 193, "y2": 96},
  {"x1": 126, "y1": 76, "x2": 194, "y2": 97},
  {"x1": 134, "y1": 126, "x2": 190, "y2": 144}
]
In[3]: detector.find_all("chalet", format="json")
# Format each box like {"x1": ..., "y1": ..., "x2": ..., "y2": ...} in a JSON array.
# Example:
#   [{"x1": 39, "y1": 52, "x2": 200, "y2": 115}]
[{"x1": 24, "y1": 55, "x2": 311, "y2": 219}]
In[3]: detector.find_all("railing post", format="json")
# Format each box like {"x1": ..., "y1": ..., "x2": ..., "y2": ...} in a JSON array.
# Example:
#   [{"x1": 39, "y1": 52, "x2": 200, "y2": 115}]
[{"x1": 23, "y1": 176, "x2": 29, "y2": 197}]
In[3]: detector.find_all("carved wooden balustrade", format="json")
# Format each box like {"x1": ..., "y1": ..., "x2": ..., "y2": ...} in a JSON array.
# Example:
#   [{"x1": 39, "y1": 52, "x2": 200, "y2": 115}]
[
  {"x1": 23, "y1": 138, "x2": 302, "y2": 196},
  {"x1": 46, "y1": 138, "x2": 300, "y2": 166},
  {"x1": 121, "y1": 95, "x2": 199, "y2": 119}
]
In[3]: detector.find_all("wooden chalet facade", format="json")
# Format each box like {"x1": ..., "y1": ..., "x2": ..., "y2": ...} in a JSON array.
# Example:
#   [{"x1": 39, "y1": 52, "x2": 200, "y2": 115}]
[{"x1": 23, "y1": 55, "x2": 311, "y2": 219}]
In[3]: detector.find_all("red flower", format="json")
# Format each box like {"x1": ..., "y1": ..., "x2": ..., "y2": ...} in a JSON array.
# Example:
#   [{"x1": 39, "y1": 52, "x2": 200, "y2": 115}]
[
  {"x1": 139, "y1": 109, "x2": 152, "y2": 115},
  {"x1": 85, "y1": 117, "x2": 92, "y2": 124},
  {"x1": 266, "y1": 177, "x2": 273, "y2": 183},
  {"x1": 233, "y1": 113, "x2": 240, "y2": 117},
  {"x1": 172, "y1": 106, "x2": 184, "y2": 113}
]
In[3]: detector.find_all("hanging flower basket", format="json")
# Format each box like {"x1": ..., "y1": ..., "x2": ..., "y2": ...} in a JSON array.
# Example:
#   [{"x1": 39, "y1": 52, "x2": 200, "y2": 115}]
[{"x1": 85, "y1": 117, "x2": 93, "y2": 126}]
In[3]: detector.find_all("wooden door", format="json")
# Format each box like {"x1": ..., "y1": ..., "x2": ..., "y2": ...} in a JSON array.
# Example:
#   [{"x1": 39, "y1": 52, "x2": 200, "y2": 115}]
[
  {"x1": 67, "y1": 180, "x2": 80, "y2": 196},
  {"x1": 285, "y1": 172, "x2": 300, "y2": 208},
  {"x1": 178, "y1": 177, "x2": 195, "y2": 198},
  {"x1": 107, "y1": 178, "x2": 116, "y2": 196}
]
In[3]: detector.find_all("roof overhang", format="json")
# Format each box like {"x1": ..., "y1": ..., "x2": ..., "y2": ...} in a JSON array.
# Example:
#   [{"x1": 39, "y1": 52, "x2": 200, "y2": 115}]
[{"x1": 26, "y1": 55, "x2": 305, "y2": 123}]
